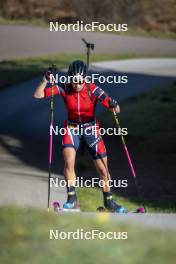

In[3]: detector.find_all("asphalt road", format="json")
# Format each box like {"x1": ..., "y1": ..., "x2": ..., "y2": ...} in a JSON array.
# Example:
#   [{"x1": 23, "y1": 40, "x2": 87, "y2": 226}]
[
  {"x1": 92, "y1": 58, "x2": 176, "y2": 77},
  {"x1": 0, "y1": 24, "x2": 176, "y2": 60}
]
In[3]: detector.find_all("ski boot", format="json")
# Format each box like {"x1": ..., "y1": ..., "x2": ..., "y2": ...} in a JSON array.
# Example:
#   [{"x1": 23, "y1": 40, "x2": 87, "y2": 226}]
[
  {"x1": 63, "y1": 186, "x2": 80, "y2": 212},
  {"x1": 104, "y1": 192, "x2": 127, "y2": 213}
]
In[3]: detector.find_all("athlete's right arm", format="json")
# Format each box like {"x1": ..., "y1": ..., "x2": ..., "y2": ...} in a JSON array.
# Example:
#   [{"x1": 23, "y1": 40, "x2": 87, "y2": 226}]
[
  {"x1": 33, "y1": 79, "x2": 47, "y2": 99},
  {"x1": 34, "y1": 66, "x2": 61, "y2": 99},
  {"x1": 34, "y1": 67, "x2": 52, "y2": 99},
  {"x1": 34, "y1": 67, "x2": 61, "y2": 99}
]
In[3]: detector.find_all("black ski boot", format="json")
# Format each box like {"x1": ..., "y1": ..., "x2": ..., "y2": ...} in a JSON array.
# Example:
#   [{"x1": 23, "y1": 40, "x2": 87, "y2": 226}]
[
  {"x1": 103, "y1": 192, "x2": 127, "y2": 213},
  {"x1": 63, "y1": 186, "x2": 79, "y2": 210}
]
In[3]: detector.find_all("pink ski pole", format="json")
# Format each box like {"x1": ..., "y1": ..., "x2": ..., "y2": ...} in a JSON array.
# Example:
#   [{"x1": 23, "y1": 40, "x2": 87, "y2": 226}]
[{"x1": 113, "y1": 110, "x2": 147, "y2": 212}]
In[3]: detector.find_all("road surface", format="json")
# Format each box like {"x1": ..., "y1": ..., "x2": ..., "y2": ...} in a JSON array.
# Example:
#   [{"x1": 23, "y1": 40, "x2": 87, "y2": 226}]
[{"x1": 0, "y1": 24, "x2": 176, "y2": 60}]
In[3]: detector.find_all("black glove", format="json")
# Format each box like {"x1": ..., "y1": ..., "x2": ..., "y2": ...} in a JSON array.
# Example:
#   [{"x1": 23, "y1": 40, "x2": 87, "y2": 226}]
[
  {"x1": 109, "y1": 98, "x2": 118, "y2": 108},
  {"x1": 44, "y1": 65, "x2": 57, "y2": 82}
]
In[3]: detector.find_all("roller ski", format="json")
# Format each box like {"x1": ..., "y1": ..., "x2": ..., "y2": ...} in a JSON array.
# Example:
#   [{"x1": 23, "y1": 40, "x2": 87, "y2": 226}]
[
  {"x1": 98, "y1": 192, "x2": 145, "y2": 213},
  {"x1": 97, "y1": 206, "x2": 145, "y2": 213},
  {"x1": 52, "y1": 201, "x2": 80, "y2": 212},
  {"x1": 53, "y1": 186, "x2": 80, "y2": 212}
]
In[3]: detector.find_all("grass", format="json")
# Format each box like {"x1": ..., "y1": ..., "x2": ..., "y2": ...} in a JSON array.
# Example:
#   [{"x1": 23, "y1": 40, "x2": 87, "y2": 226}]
[
  {"x1": 0, "y1": 17, "x2": 48, "y2": 27},
  {"x1": 1, "y1": 52, "x2": 176, "y2": 89},
  {"x1": 0, "y1": 206, "x2": 176, "y2": 264},
  {"x1": 100, "y1": 84, "x2": 176, "y2": 153},
  {"x1": 77, "y1": 187, "x2": 175, "y2": 213}
]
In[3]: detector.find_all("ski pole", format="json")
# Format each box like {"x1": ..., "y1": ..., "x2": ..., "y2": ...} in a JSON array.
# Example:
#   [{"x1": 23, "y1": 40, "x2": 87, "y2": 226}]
[
  {"x1": 47, "y1": 64, "x2": 57, "y2": 211},
  {"x1": 113, "y1": 110, "x2": 147, "y2": 212}
]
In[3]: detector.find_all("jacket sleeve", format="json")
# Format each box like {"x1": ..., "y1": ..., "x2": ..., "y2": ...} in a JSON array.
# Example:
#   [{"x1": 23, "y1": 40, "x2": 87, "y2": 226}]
[{"x1": 91, "y1": 86, "x2": 118, "y2": 109}]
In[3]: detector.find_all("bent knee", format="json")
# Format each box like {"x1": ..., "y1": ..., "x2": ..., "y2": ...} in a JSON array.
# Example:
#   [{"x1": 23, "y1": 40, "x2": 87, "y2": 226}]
[
  {"x1": 64, "y1": 158, "x2": 75, "y2": 171},
  {"x1": 97, "y1": 166, "x2": 109, "y2": 177}
]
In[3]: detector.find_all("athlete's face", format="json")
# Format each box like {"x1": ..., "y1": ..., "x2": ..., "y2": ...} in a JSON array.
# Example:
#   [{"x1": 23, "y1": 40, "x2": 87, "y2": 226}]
[
  {"x1": 72, "y1": 82, "x2": 84, "y2": 92},
  {"x1": 71, "y1": 75, "x2": 85, "y2": 92}
]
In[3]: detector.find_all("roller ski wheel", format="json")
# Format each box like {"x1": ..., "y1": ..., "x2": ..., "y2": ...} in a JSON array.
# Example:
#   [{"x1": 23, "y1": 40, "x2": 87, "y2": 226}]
[
  {"x1": 97, "y1": 206, "x2": 146, "y2": 214},
  {"x1": 97, "y1": 206, "x2": 106, "y2": 212},
  {"x1": 52, "y1": 201, "x2": 80, "y2": 213},
  {"x1": 97, "y1": 206, "x2": 127, "y2": 213}
]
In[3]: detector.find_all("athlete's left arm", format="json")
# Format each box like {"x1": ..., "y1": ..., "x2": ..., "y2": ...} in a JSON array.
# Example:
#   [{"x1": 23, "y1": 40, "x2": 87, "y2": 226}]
[{"x1": 92, "y1": 86, "x2": 120, "y2": 113}]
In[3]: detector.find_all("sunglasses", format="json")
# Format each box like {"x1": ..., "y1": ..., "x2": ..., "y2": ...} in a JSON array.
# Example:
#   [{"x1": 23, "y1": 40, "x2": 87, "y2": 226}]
[
  {"x1": 72, "y1": 81, "x2": 84, "y2": 85},
  {"x1": 70, "y1": 76, "x2": 84, "y2": 84}
]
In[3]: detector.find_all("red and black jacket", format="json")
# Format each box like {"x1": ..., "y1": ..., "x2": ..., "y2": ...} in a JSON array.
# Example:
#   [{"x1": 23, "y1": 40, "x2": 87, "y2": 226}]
[{"x1": 44, "y1": 83, "x2": 115, "y2": 123}]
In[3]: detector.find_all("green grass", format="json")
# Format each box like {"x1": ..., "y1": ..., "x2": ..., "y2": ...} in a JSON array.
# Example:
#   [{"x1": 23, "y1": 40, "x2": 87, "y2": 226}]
[
  {"x1": 0, "y1": 206, "x2": 175, "y2": 264},
  {"x1": 100, "y1": 84, "x2": 176, "y2": 153},
  {"x1": 77, "y1": 187, "x2": 175, "y2": 213},
  {"x1": 1, "y1": 53, "x2": 176, "y2": 89},
  {"x1": 0, "y1": 17, "x2": 48, "y2": 27}
]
